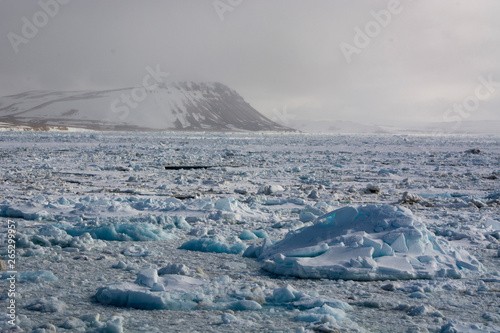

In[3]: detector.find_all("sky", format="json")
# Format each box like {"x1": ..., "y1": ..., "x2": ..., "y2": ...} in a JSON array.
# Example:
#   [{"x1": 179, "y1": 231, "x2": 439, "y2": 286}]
[{"x1": 1, "y1": 0, "x2": 499, "y2": 127}]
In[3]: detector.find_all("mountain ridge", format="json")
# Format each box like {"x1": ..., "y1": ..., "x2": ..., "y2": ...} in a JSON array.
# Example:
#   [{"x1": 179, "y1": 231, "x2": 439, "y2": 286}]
[{"x1": 0, "y1": 82, "x2": 294, "y2": 132}]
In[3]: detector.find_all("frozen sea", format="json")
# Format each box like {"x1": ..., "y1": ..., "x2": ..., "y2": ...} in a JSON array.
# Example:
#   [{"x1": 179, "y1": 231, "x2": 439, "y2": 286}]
[{"x1": 1, "y1": 131, "x2": 500, "y2": 333}]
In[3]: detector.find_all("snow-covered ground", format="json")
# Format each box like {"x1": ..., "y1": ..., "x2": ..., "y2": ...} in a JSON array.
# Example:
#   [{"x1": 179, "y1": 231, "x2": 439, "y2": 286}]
[{"x1": 1, "y1": 131, "x2": 499, "y2": 332}]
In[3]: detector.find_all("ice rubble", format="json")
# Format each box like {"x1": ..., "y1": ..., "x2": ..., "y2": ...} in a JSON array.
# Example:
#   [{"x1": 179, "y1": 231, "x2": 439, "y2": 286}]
[
  {"x1": 63, "y1": 222, "x2": 175, "y2": 242},
  {"x1": 259, "y1": 205, "x2": 482, "y2": 280}
]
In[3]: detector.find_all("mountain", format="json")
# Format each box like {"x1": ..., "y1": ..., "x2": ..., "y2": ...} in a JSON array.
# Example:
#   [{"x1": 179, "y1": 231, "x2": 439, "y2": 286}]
[{"x1": 0, "y1": 82, "x2": 293, "y2": 132}]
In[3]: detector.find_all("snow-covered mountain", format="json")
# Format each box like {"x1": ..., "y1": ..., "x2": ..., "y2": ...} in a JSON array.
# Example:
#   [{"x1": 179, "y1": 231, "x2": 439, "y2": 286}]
[{"x1": 0, "y1": 82, "x2": 293, "y2": 132}]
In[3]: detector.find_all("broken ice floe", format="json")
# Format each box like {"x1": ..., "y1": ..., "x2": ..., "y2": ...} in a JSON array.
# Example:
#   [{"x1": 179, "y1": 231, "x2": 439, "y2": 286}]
[
  {"x1": 64, "y1": 222, "x2": 175, "y2": 242},
  {"x1": 1, "y1": 270, "x2": 58, "y2": 283},
  {"x1": 0, "y1": 196, "x2": 188, "y2": 223},
  {"x1": 95, "y1": 266, "x2": 351, "y2": 320},
  {"x1": 258, "y1": 205, "x2": 482, "y2": 280},
  {"x1": 17, "y1": 221, "x2": 175, "y2": 250}
]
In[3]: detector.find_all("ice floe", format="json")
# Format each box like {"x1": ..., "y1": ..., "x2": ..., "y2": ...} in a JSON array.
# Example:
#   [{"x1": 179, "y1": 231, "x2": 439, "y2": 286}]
[
  {"x1": 95, "y1": 266, "x2": 351, "y2": 321},
  {"x1": 259, "y1": 204, "x2": 482, "y2": 280}
]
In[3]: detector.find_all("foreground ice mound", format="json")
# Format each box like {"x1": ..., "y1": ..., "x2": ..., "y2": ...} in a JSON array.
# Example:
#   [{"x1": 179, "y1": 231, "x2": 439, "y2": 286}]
[
  {"x1": 95, "y1": 271, "x2": 206, "y2": 310},
  {"x1": 260, "y1": 205, "x2": 482, "y2": 280},
  {"x1": 95, "y1": 267, "x2": 351, "y2": 317}
]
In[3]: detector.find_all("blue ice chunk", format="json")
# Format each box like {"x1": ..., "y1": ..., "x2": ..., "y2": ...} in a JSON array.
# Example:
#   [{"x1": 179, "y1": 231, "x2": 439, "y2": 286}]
[
  {"x1": 179, "y1": 236, "x2": 247, "y2": 254},
  {"x1": 65, "y1": 223, "x2": 173, "y2": 241},
  {"x1": 239, "y1": 230, "x2": 258, "y2": 240},
  {"x1": 252, "y1": 229, "x2": 269, "y2": 239},
  {"x1": 95, "y1": 282, "x2": 196, "y2": 310},
  {"x1": 272, "y1": 285, "x2": 304, "y2": 303}
]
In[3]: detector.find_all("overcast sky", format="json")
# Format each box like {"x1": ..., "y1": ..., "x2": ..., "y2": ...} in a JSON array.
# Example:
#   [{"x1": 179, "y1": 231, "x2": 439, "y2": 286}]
[{"x1": 1, "y1": 0, "x2": 499, "y2": 126}]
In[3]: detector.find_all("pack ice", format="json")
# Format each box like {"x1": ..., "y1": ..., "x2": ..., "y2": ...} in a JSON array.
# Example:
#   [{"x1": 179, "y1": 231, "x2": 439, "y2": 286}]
[{"x1": 259, "y1": 205, "x2": 482, "y2": 280}]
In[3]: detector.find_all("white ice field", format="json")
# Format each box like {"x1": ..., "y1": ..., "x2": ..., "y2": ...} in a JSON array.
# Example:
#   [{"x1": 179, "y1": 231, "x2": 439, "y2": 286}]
[{"x1": 1, "y1": 131, "x2": 499, "y2": 332}]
